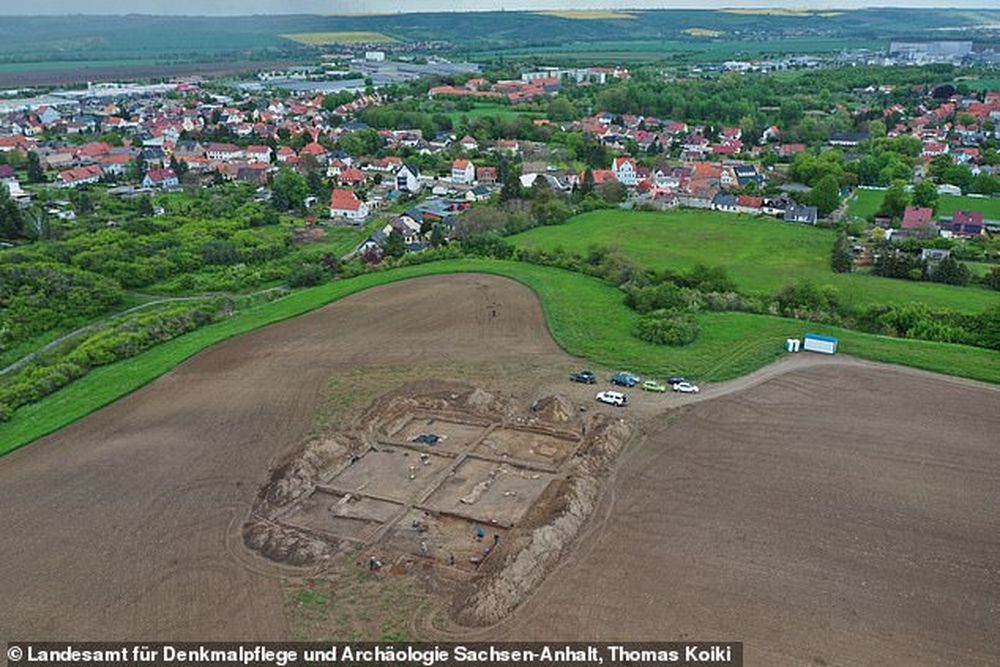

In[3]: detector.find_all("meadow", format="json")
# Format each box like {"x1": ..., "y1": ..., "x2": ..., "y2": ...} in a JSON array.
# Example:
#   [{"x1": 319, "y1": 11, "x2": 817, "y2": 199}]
[
  {"x1": 510, "y1": 210, "x2": 999, "y2": 313},
  {"x1": 2, "y1": 258, "x2": 997, "y2": 456},
  {"x1": 444, "y1": 103, "x2": 542, "y2": 122},
  {"x1": 847, "y1": 188, "x2": 1000, "y2": 220}
]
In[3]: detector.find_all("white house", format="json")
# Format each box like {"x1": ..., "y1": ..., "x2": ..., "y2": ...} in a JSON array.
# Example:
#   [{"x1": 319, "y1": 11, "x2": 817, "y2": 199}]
[
  {"x1": 142, "y1": 168, "x2": 179, "y2": 189},
  {"x1": 612, "y1": 156, "x2": 637, "y2": 186},
  {"x1": 204, "y1": 142, "x2": 243, "y2": 161},
  {"x1": 451, "y1": 158, "x2": 475, "y2": 185},
  {"x1": 245, "y1": 145, "x2": 273, "y2": 163},
  {"x1": 329, "y1": 189, "x2": 369, "y2": 221},
  {"x1": 395, "y1": 163, "x2": 421, "y2": 192}
]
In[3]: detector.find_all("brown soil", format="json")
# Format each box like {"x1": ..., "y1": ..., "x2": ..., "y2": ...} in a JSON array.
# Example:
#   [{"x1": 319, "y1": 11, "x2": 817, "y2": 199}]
[
  {"x1": 0, "y1": 274, "x2": 566, "y2": 640},
  {"x1": 490, "y1": 364, "x2": 1000, "y2": 667},
  {"x1": 243, "y1": 381, "x2": 629, "y2": 627},
  {"x1": 0, "y1": 272, "x2": 997, "y2": 667}
]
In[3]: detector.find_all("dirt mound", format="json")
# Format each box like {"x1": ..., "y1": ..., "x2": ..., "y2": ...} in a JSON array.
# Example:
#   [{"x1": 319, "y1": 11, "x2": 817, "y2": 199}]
[
  {"x1": 529, "y1": 395, "x2": 577, "y2": 423},
  {"x1": 260, "y1": 434, "x2": 365, "y2": 510},
  {"x1": 242, "y1": 520, "x2": 331, "y2": 566},
  {"x1": 457, "y1": 413, "x2": 631, "y2": 625}
]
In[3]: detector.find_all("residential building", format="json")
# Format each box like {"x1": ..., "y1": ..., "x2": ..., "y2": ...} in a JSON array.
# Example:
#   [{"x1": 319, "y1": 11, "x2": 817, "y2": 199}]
[
  {"x1": 329, "y1": 188, "x2": 369, "y2": 221},
  {"x1": 784, "y1": 202, "x2": 819, "y2": 225},
  {"x1": 612, "y1": 156, "x2": 638, "y2": 186},
  {"x1": 395, "y1": 163, "x2": 421, "y2": 193},
  {"x1": 452, "y1": 158, "x2": 475, "y2": 185}
]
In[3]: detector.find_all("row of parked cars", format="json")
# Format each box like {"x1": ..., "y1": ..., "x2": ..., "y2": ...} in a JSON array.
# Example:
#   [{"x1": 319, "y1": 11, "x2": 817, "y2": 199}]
[{"x1": 570, "y1": 370, "x2": 700, "y2": 407}]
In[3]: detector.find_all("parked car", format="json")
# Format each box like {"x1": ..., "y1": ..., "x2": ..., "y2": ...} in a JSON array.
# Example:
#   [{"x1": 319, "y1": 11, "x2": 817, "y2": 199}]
[
  {"x1": 596, "y1": 390, "x2": 628, "y2": 407},
  {"x1": 672, "y1": 381, "x2": 700, "y2": 394},
  {"x1": 570, "y1": 370, "x2": 597, "y2": 384},
  {"x1": 611, "y1": 371, "x2": 641, "y2": 387},
  {"x1": 641, "y1": 380, "x2": 667, "y2": 393},
  {"x1": 667, "y1": 375, "x2": 687, "y2": 385}
]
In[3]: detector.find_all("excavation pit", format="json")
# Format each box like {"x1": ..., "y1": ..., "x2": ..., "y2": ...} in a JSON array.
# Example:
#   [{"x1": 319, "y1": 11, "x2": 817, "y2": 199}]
[
  {"x1": 423, "y1": 457, "x2": 557, "y2": 526},
  {"x1": 391, "y1": 416, "x2": 489, "y2": 453},
  {"x1": 281, "y1": 490, "x2": 401, "y2": 542},
  {"x1": 381, "y1": 508, "x2": 510, "y2": 572},
  {"x1": 328, "y1": 447, "x2": 452, "y2": 503},
  {"x1": 474, "y1": 428, "x2": 581, "y2": 467}
]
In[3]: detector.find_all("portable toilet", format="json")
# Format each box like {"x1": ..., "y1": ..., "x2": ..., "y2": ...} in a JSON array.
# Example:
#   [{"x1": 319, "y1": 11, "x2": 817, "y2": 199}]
[{"x1": 803, "y1": 333, "x2": 838, "y2": 354}]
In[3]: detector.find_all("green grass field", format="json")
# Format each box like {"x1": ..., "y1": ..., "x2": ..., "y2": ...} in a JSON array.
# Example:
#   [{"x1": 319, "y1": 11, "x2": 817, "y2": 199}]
[
  {"x1": 444, "y1": 103, "x2": 541, "y2": 122},
  {"x1": 510, "y1": 210, "x2": 999, "y2": 313},
  {"x1": 2, "y1": 259, "x2": 997, "y2": 457},
  {"x1": 962, "y1": 78, "x2": 1000, "y2": 92},
  {"x1": 847, "y1": 189, "x2": 1000, "y2": 220}
]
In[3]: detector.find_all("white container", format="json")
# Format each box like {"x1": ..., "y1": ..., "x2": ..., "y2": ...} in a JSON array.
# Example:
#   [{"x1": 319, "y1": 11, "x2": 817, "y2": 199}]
[{"x1": 803, "y1": 333, "x2": 837, "y2": 354}]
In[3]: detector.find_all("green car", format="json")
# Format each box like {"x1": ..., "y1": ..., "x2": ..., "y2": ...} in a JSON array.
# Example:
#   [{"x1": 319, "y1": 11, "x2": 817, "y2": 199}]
[{"x1": 641, "y1": 380, "x2": 667, "y2": 393}]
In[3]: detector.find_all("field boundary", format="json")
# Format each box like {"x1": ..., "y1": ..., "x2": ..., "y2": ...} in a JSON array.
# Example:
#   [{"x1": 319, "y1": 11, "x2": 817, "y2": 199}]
[{"x1": 2, "y1": 259, "x2": 998, "y2": 457}]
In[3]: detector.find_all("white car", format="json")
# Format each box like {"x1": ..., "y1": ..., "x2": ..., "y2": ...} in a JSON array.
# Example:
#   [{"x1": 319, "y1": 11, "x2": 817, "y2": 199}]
[
  {"x1": 672, "y1": 381, "x2": 700, "y2": 394},
  {"x1": 596, "y1": 390, "x2": 628, "y2": 407}
]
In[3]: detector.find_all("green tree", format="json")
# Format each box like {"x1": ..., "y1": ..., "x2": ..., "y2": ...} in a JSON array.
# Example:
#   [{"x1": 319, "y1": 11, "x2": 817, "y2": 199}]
[
  {"x1": 136, "y1": 195, "x2": 154, "y2": 217},
  {"x1": 547, "y1": 97, "x2": 577, "y2": 122},
  {"x1": 910, "y1": 179, "x2": 938, "y2": 211},
  {"x1": 878, "y1": 180, "x2": 910, "y2": 220},
  {"x1": 0, "y1": 183, "x2": 24, "y2": 239},
  {"x1": 26, "y1": 151, "x2": 44, "y2": 183},
  {"x1": 128, "y1": 151, "x2": 147, "y2": 182},
  {"x1": 984, "y1": 267, "x2": 1000, "y2": 291},
  {"x1": 382, "y1": 228, "x2": 406, "y2": 258},
  {"x1": 429, "y1": 223, "x2": 446, "y2": 248},
  {"x1": 806, "y1": 174, "x2": 841, "y2": 216},
  {"x1": 578, "y1": 169, "x2": 595, "y2": 198},
  {"x1": 500, "y1": 164, "x2": 522, "y2": 202},
  {"x1": 930, "y1": 255, "x2": 970, "y2": 286},
  {"x1": 271, "y1": 169, "x2": 309, "y2": 212},
  {"x1": 288, "y1": 262, "x2": 324, "y2": 287},
  {"x1": 831, "y1": 231, "x2": 853, "y2": 273}
]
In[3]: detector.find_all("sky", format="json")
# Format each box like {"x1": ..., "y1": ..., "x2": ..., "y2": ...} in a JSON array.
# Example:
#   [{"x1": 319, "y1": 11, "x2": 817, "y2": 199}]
[{"x1": 0, "y1": 0, "x2": 996, "y2": 15}]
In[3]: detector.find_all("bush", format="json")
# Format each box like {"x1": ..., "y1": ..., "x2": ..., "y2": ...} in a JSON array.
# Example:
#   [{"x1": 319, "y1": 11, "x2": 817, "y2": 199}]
[
  {"x1": 774, "y1": 282, "x2": 842, "y2": 321},
  {"x1": 984, "y1": 267, "x2": 1000, "y2": 291},
  {"x1": 0, "y1": 304, "x2": 219, "y2": 419},
  {"x1": 636, "y1": 311, "x2": 700, "y2": 346},
  {"x1": 288, "y1": 263, "x2": 325, "y2": 287},
  {"x1": 625, "y1": 282, "x2": 686, "y2": 314}
]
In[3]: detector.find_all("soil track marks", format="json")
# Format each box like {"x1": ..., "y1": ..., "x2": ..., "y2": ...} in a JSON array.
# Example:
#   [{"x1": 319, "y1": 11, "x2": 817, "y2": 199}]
[
  {"x1": 1, "y1": 271, "x2": 998, "y2": 666},
  {"x1": 0, "y1": 274, "x2": 563, "y2": 639},
  {"x1": 496, "y1": 364, "x2": 1000, "y2": 666}
]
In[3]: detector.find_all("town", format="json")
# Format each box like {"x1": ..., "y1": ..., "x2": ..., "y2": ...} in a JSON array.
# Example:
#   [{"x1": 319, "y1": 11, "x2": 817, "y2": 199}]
[{"x1": 1, "y1": 6, "x2": 999, "y2": 664}]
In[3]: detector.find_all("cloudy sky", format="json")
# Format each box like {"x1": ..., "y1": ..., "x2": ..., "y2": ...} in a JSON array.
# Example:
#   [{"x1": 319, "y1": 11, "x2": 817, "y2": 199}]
[{"x1": 0, "y1": 0, "x2": 995, "y2": 15}]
